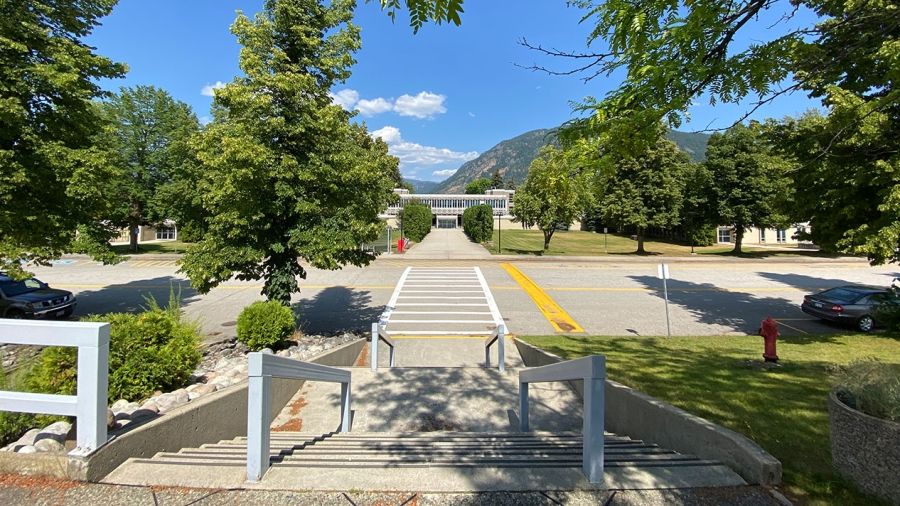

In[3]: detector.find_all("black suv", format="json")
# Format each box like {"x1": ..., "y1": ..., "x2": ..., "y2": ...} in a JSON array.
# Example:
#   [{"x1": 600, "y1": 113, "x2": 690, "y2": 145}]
[{"x1": 0, "y1": 274, "x2": 76, "y2": 319}]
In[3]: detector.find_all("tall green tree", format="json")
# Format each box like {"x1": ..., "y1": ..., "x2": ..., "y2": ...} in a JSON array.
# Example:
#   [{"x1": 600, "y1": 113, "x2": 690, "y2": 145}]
[
  {"x1": 490, "y1": 170, "x2": 503, "y2": 189},
  {"x1": 598, "y1": 131, "x2": 687, "y2": 254},
  {"x1": 0, "y1": 0, "x2": 126, "y2": 276},
  {"x1": 512, "y1": 146, "x2": 591, "y2": 250},
  {"x1": 679, "y1": 164, "x2": 716, "y2": 250},
  {"x1": 178, "y1": 0, "x2": 399, "y2": 305},
  {"x1": 777, "y1": 101, "x2": 899, "y2": 263},
  {"x1": 465, "y1": 177, "x2": 491, "y2": 195},
  {"x1": 705, "y1": 123, "x2": 792, "y2": 254},
  {"x1": 100, "y1": 86, "x2": 200, "y2": 252}
]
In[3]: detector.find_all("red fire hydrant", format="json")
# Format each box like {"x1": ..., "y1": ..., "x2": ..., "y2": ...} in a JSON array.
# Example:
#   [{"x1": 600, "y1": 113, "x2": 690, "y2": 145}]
[
  {"x1": 759, "y1": 317, "x2": 780, "y2": 363},
  {"x1": 397, "y1": 238, "x2": 404, "y2": 254}
]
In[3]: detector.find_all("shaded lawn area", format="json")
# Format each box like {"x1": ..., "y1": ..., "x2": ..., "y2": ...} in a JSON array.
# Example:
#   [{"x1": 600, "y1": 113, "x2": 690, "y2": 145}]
[
  {"x1": 111, "y1": 241, "x2": 193, "y2": 254},
  {"x1": 520, "y1": 333, "x2": 900, "y2": 505},
  {"x1": 485, "y1": 229, "x2": 843, "y2": 258}
]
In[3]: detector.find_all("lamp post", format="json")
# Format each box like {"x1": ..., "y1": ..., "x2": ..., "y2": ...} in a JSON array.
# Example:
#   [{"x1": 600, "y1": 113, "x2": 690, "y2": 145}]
[{"x1": 497, "y1": 211, "x2": 502, "y2": 253}]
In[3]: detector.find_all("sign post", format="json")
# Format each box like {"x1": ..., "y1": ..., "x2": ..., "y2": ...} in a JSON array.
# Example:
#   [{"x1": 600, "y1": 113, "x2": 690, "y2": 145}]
[
  {"x1": 603, "y1": 227, "x2": 608, "y2": 254},
  {"x1": 657, "y1": 263, "x2": 671, "y2": 337},
  {"x1": 387, "y1": 225, "x2": 391, "y2": 255}
]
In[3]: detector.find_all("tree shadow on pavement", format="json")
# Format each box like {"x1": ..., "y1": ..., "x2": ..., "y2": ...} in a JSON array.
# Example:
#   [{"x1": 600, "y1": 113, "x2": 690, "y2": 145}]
[
  {"x1": 628, "y1": 275, "x2": 843, "y2": 343},
  {"x1": 758, "y1": 271, "x2": 886, "y2": 292},
  {"x1": 71, "y1": 276, "x2": 198, "y2": 317},
  {"x1": 293, "y1": 286, "x2": 380, "y2": 335}
]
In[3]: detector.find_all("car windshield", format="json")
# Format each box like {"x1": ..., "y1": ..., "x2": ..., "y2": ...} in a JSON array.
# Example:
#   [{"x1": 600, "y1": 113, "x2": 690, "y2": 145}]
[
  {"x1": 818, "y1": 287, "x2": 866, "y2": 303},
  {"x1": 0, "y1": 278, "x2": 44, "y2": 297}
]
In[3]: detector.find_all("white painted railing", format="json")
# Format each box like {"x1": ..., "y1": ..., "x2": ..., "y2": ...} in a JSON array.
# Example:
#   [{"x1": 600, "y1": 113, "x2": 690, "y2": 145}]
[
  {"x1": 519, "y1": 355, "x2": 606, "y2": 483},
  {"x1": 0, "y1": 320, "x2": 110, "y2": 456},
  {"x1": 246, "y1": 352, "x2": 351, "y2": 482},
  {"x1": 484, "y1": 324, "x2": 506, "y2": 372},
  {"x1": 370, "y1": 323, "x2": 395, "y2": 371}
]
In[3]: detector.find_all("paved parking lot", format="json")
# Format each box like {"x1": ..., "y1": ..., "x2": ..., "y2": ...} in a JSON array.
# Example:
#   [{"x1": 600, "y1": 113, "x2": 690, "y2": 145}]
[{"x1": 26, "y1": 255, "x2": 898, "y2": 340}]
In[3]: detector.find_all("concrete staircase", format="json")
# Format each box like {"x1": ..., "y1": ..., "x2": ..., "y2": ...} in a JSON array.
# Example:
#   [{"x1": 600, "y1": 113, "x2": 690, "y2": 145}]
[
  {"x1": 106, "y1": 431, "x2": 745, "y2": 491},
  {"x1": 102, "y1": 267, "x2": 751, "y2": 492},
  {"x1": 105, "y1": 366, "x2": 747, "y2": 491}
]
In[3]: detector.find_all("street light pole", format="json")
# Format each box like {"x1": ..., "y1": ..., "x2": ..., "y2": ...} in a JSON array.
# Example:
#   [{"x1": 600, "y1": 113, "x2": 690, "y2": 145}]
[{"x1": 497, "y1": 212, "x2": 502, "y2": 253}]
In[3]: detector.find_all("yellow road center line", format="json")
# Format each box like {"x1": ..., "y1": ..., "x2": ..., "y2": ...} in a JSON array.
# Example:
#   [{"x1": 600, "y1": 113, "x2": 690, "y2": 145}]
[{"x1": 500, "y1": 262, "x2": 584, "y2": 333}]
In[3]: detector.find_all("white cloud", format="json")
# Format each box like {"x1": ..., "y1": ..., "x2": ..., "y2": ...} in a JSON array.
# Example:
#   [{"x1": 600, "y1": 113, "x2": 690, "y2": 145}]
[
  {"x1": 370, "y1": 126, "x2": 477, "y2": 168},
  {"x1": 328, "y1": 89, "x2": 448, "y2": 119},
  {"x1": 393, "y1": 91, "x2": 447, "y2": 118},
  {"x1": 201, "y1": 81, "x2": 226, "y2": 97},
  {"x1": 432, "y1": 169, "x2": 457, "y2": 177},
  {"x1": 356, "y1": 97, "x2": 393, "y2": 116},
  {"x1": 370, "y1": 126, "x2": 403, "y2": 144},
  {"x1": 199, "y1": 116, "x2": 212, "y2": 126},
  {"x1": 329, "y1": 89, "x2": 360, "y2": 110},
  {"x1": 468, "y1": 112, "x2": 476, "y2": 117}
]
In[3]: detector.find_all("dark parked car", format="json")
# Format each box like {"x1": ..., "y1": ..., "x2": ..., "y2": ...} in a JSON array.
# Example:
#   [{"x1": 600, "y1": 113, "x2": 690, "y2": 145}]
[
  {"x1": 801, "y1": 285, "x2": 897, "y2": 332},
  {"x1": 0, "y1": 274, "x2": 76, "y2": 319}
]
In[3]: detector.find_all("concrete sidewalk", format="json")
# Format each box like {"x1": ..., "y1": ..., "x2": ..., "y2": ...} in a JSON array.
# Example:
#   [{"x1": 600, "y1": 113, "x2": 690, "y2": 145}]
[
  {"x1": 0, "y1": 475, "x2": 789, "y2": 505},
  {"x1": 402, "y1": 229, "x2": 492, "y2": 260}
]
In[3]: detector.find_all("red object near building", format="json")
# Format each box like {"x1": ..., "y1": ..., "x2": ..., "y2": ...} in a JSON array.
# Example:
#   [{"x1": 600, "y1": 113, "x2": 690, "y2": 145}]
[
  {"x1": 397, "y1": 238, "x2": 404, "y2": 254},
  {"x1": 759, "y1": 317, "x2": 780, "y2": 363}
]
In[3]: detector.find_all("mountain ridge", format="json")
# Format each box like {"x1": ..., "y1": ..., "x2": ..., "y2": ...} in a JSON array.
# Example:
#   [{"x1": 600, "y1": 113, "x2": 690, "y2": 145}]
[{"x1": 431, "y1": 126, "x2": 710, "y2": 194}]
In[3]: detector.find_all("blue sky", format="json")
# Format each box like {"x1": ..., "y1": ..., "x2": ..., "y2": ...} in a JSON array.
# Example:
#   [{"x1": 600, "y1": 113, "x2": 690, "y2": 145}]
[{"x1": 86, "y1": 1, "x2": 822, "y2": 181}]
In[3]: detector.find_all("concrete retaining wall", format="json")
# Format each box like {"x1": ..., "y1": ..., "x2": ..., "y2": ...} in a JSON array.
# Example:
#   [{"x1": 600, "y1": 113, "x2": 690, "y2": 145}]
[
  {"x1": 514, "y1": 339, "x2": 782, "y2": 485},
  {"x1": 0, "y1": 338, "x2": 365, "y2": 481}
]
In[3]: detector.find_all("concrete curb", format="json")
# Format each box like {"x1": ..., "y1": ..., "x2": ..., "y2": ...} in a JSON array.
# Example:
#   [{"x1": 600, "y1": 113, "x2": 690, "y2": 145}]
[
  {"x1": 513, "y1": 339, "x2": 782, "y2": 486},
  {"x1": 0, "y1": 338, "x2": 366, "y2": 482}
]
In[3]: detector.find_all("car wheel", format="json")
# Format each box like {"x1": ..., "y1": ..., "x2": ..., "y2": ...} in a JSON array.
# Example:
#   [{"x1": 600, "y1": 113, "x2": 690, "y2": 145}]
[
  {"x1": 857, "y1": 315, "x2": 875, "y2": 332},
  {"x1": 4, "y1": 309, "x2": 25, "y2": 319},
  {"x1": 62, "y1": 308, "x2": 74, "y2": 319}
]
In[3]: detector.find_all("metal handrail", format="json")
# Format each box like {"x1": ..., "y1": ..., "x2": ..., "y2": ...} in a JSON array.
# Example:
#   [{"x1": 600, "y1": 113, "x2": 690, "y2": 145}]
[
  {"x1": 246, "y1": 352, "x2": 351, "y2": 482},
  {"x1": 370, "y1": 322, "x2": 396, "y2": 371},
  {"x1": 484, "y1": 324, "x2": 506, "y2": 372},
  {"x1": 0, "y1": 321, "x2": 110, "y2": 456},
  {"x1": 519, "y1": 355, "x2": 606, "y2": 484}
]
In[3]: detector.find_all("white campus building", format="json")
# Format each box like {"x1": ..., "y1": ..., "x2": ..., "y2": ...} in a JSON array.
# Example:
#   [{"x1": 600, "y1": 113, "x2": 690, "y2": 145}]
[{"x1": 381, "y1": 188, "x2": 516, "y2": 229}]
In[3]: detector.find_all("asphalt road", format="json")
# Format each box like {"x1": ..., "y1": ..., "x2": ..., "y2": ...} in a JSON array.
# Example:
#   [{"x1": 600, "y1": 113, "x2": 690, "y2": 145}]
[{"x1": 26, "y1": 255, "x2": 899, "y2": 340}]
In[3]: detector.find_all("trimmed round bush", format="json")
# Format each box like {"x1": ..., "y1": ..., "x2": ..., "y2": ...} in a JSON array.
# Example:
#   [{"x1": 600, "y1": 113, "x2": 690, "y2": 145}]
[{"x1": 237, "y1": 300, "x2": 296, "y2": 351}]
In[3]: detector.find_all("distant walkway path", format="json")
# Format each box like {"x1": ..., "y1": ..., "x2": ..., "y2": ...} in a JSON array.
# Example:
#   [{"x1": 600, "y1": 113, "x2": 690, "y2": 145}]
[{"x1": 403, "y1": 229, "x2": 491, "y2": 259}]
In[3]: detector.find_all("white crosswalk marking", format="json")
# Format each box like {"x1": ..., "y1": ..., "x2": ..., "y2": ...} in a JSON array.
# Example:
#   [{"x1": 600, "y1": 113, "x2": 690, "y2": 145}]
[{"x1": 381, "y1": 267, "x2": 504, "y2": 337}]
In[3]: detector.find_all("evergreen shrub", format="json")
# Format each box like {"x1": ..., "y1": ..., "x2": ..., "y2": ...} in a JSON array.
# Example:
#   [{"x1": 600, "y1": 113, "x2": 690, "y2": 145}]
[
  {"x1": 463, "y1": 204, "x2": 494, "y2": 242},
  {"x1": 236, "y1": 300, "x2": 296, "y2": 351},
  {"x1": 399, "y1": 200, "x2": 432, "y2": 242}
]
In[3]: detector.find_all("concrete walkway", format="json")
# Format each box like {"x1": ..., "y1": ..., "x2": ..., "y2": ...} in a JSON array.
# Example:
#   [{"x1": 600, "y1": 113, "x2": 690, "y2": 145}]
[
  {"x1": 0, "y1": 476, "x2": 788, "y2": 505},
  {"x1": 403, "y1": 229, "x2": 492, "y2": 259}
]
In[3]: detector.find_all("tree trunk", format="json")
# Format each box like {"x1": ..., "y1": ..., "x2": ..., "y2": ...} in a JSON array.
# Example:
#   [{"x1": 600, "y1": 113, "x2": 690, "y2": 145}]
[
  {"x1": 543, "y1": 229, "x2": 553, "y2": 250},
  {"x1": 129, "y1": 223, "x2": 139, "y2": 253},
  {"x1": 733, "y1": 227, "x2": 744, "y2": 254},
  {"x1": 636, "y1": 230, "x2": 646, "y2": 254}
]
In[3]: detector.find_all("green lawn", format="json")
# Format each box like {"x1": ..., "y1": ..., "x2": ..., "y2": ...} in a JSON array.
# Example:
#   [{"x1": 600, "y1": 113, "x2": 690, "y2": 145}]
[
  {"x1": 485, "y1": 229, "x2": 841, "y2": 258},
  {"x1": 111, "y1": 241, "x2": 193, "y2": 254},
  {"x1": 521, "y1": 334, "x2": 900, "y2": 505}
]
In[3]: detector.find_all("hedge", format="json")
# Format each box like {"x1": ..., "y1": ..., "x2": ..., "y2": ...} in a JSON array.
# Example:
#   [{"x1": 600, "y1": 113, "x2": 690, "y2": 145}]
[
  {"x1": 399, "y1": 200, "x2": 432, "y2": 242},
  {"x1": 463, "y1": 204, "x2": 494, "y2": 243}
]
